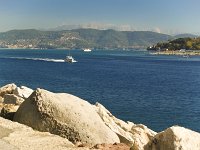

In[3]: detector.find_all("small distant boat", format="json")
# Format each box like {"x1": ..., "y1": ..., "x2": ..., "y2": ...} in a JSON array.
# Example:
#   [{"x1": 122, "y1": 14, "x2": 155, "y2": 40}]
[
  {"x1": 183, "y1": 54, "x2": 189, "y2": 58},
  {"x1": 83, "y1": 48, "x2": 92, "y2": 52}
]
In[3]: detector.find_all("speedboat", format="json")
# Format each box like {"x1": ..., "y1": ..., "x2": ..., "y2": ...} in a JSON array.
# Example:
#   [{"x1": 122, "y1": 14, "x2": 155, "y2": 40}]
[{"x1": 65, "y1": 56, "x2": 77, "y2": 63}]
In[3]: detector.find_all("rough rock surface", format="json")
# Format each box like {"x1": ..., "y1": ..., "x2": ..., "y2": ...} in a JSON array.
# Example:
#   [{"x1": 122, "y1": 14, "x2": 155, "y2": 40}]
[
  {"x1": 0, "y1": 83, "x2": 17, "y2": 97},
  {"x1": 145, "y1": 126, "x2": 200, "y2": 150},
  {"x1": 0, "y1": 84, "x2": 29, "y2": 120},
  {"x1": 130, "y1": 124, "x2": 156, "y2": 150},
  {"x1": 0, "y1": 117, "x2": 74, "y2": 150},
  {"x1": 0, "y1": 96, "x2": 3, "y2": 103},
  {"x1": 14, "y1": 88, "x2": 120, "y2": 145},
  {"x1": 92, "y1": 143, "x2": 130, "y2": 150},
  {"x1": 94, "y1": 102, "x2": 134, "y2": 145},
  {"x1": 95, "y1": 102, "x2": 156, "y2": 150},
  {"x1": 0, "y1": 103, "x2": 3, "y2": 112},
  {"x1": 13, "y1": 86, "x2": 33, "y2": 99},
  {"x1": 3, "y1": 94, "x2": 24, "y2": 105},
  {"x1": 0, "y1": 104, "x2": 19, "y2": 120}
]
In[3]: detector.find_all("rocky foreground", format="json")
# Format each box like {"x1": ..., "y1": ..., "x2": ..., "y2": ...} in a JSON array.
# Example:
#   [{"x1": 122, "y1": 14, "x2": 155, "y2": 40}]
[{"x1": 0, "y1": 83, "x2": 200, "y2": 150}]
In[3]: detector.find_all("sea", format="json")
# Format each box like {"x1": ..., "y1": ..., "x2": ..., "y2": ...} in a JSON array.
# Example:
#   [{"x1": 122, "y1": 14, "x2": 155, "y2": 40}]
[{"x1": 0, "y1": 49, "x2": 200, "y2": 132}]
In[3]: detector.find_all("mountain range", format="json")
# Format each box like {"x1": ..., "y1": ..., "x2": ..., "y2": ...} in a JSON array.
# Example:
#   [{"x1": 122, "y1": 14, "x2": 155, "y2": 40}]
[{"x1": 0, "y1": 29, "x2": 198, "y2": 49}]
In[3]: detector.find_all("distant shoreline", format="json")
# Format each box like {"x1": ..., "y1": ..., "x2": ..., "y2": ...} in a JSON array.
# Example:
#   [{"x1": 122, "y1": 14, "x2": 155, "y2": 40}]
[
  {"x1": 0, "y1": 48, "x2": 41, "y2": 50},
  {"x1": 0, "y1": 48, "x2": 146, "y2": 51},
  {"x1": 150, "y1": 50, "x2": 200, "y2": 56}
]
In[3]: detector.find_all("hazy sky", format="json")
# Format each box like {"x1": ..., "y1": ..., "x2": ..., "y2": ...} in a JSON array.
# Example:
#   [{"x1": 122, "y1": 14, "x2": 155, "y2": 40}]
[{"x1": 0, "y1": 0, "x2": 200, "y2": 34}]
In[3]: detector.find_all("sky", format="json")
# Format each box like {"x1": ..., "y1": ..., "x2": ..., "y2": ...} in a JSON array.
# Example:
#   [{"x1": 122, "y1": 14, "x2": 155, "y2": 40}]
[{"x1": 0, "y1": 0, "x2": 200, "y2": 34}]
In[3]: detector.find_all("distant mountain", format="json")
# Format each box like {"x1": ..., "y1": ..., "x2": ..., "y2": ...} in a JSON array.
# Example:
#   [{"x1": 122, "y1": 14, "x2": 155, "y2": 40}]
[
  {"x1": 174, "y1": 33, "x2": 198, "y2": 39},
  {"x1": 0, "y1": 28, "x2": 172, "y2": 49},
  {"x1": 48, "y1": 23, "x2": 135, "y2": 31},
  {"x1": 0, "y1": 29, "x2": 50, "y2": 40},
  {"x1": 47, "y1": 25, "x2": 82, "y2": 31}
]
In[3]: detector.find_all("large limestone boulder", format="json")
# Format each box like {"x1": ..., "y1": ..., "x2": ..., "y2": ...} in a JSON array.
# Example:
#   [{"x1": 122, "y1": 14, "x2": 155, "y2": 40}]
[
  {"x1": 0, "y1": 83, "x2": 17, "y2": 97},
  {"x1": 0, "y1": 117, "x2": 74, "y2": 150},
  {"x1": 13, "y1": 86, "x2": 33, "y2": 99},
  {"x1": 14, "y1": 89, "x2": 120, "y2": 145},
  {"x1": 145, "y1": 126, "x2": 200, "y2": 150}
]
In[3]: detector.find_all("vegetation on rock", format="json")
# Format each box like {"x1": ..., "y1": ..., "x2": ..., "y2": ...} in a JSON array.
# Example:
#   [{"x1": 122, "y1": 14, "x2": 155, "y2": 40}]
[{"x1": 147, "y1": 37, "x2": 200, "y2": 51}]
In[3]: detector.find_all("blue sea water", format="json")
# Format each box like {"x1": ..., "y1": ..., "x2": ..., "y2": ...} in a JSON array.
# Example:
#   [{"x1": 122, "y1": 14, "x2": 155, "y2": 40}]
[{"x1": 0, "y1": 49, "x2": 200, "y2": 132}]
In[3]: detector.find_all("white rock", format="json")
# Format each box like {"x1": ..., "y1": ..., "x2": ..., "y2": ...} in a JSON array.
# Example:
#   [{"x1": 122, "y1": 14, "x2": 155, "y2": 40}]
[
  {"x1": 13, "y1": 86, "x2": 33, "y2": 99},
  {"x1": 14, "y1": 89, "x2": 120, "y2": 145},
  {"x1": 130, "y1": 124, "x2": 156, "y2": 150},
  {"x1": 0, "y1": 84, "x2": 17, "y2": 97},
  {"x1": 0, "y1": 117, "x2": 74, "y2": 150},
  {"x1": 145, "y1": 126, "x2": 200, "y2": 150},
  {"x1": 94, "y1": 102, "x2": 134, "y2": 145},
  {"x1": 94, "y1": 102, "x2": 156, "y2": 149}
]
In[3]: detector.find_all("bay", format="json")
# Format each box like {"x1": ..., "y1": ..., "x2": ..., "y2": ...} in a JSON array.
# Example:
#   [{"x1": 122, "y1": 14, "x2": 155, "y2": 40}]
[{"x1": 0, "y1": 49, "x2": 200, "y2": 132}]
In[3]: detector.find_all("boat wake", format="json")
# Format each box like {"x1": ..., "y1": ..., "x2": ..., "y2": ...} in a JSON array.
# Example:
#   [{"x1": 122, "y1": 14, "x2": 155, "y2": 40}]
[{"x1": 2, "y1": 57, "x2": 65, "y2": 62}]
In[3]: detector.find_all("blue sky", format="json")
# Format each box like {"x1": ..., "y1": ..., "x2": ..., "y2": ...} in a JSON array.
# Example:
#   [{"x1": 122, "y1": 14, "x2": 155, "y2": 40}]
[{"x1": 0, "y1": 0, "x2": 200, "y2": 34}]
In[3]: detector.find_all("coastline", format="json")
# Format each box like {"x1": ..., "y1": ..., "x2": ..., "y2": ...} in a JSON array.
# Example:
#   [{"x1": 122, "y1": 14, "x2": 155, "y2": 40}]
[{"x1": 150, "y1": 50, "x2": 200, "y2": 56}]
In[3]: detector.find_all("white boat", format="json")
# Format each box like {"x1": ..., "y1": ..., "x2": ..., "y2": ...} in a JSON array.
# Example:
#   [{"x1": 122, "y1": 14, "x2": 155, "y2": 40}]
[
  {"x1": 83, "y1": 48, "x2": 92, "y2": 52},
  {"x1": 65, "y1": 55, "x2": 77, "y2": 63},
  {"x1": 183, "y1": 54, "x2": 189, "y2": 58},
  {"x1": 65, "y1": 50, "x2": 77, "y2": 63}
]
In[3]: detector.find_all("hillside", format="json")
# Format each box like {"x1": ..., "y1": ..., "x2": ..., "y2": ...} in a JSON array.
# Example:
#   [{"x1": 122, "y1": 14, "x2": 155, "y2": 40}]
[
  {"x1": 0, "y1": 29, "x2": 172, "y2": 49},
  {"x1": 147, "y1": 37, "x2": 200, "y2": 51}
]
